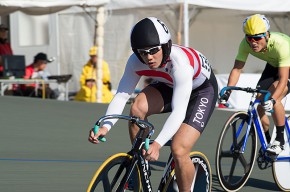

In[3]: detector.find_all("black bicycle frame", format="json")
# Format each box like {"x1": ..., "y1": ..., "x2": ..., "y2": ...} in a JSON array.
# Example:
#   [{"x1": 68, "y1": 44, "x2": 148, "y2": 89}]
[
  {"x1": 119, "y1": 132, "x2": 153, "y2": 192},
  {"x1": 157, "y1": 152, "x2": 175, "y2": 191},
  {"x1": 137, "y1": 153, "x2": 153, "y2": 192}
]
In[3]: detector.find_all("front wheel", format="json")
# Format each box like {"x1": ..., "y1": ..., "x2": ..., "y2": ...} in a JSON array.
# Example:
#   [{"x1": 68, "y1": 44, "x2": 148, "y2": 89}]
[
  {"x1": 272, "y1": 127, "x2": 290, "y2": 191},
  {"x1": 215, "y1": 111, "x2": 257, "y2": 191},
  {"x1": 163, "y1": 151, "x2": 212, "y2": 192},
  {"x1": 87, "y1": 153, "x2": 142, "y2": 192}
]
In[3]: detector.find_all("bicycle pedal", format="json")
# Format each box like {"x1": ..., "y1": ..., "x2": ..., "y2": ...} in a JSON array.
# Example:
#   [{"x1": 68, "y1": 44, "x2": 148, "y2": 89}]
[
  {"x1": 257, "y1": 160, "x2": 272, "y2": 170},
  {"x1": 257, "y1": 159, "x2": 268, "y2": 170},
  {"x1": 257, "y1": 152, "x2": 272, "y2": 170},
  {"x1": 265, "y1": 152, "x2": 278, "y2": 161}
]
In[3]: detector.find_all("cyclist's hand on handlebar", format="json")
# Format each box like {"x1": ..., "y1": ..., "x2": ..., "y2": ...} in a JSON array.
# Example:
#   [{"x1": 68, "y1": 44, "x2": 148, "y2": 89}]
[
  {"x1": 262, "y1": 98, "x2": 276, "y2": 112},
  {"x1": 143, "y1": 141, "x2": 161, "y2": 161},
  {"x1": 219, "y1": 90, "x2": 231, "y2": 105},
  {"x1": 88, "y1": 126, "x2": 108, "y2": 144}
]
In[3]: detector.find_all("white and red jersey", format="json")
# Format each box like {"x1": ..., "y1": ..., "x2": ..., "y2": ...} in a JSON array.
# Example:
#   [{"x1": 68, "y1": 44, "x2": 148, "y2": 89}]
[{"x1": 103, "y1": 44, "x2": 213, "y2": 146}]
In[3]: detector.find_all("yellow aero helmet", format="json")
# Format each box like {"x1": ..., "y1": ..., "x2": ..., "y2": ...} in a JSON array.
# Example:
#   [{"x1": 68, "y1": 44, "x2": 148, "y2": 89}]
[
  {"x1": 243, "y1": 14, "x2": 270, "y2": 35},
  {"x1": 89, "y1": 46, "x2": 98, "y2": 56}
]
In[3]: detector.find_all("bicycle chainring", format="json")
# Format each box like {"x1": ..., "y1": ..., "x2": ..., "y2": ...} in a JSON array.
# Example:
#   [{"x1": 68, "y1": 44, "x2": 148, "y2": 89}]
[{"x1": 257, "y1": 147, "x2": 273, "y2": 170}]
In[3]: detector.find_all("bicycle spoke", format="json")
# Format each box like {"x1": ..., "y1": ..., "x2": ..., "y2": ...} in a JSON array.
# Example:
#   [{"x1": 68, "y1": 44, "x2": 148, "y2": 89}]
[
  {"x1": 87, "y1": 154, "x2": 142, "y2": 192},
  {"x1": 111, "y1": 164, "x2": 126, "y2": 189},
  {"x1": 231, "y1": 123, "x2": 238, "y2": 147},
  {"x1": 116, "y1": 159, "x2": 138, "y2": 191},
  {"x1": 238, "y1": 153, "x2": 251, "y2": 173},
  {"x1": 191, "y1": 163, "x2": 199, "y2": 191},
  {"x1": 238, "y1": 134, "x2": 246, "y2": 147},
  {"x1": 102, "y1": 177, "x2": 111, "y2": 191},
  {"x1": 116, "y1": 173, "x2": 129, "y2": 191},
  {"x1": 163, "y1": 152, "x2": 212, "y2": 192},
  {"x1": 221, "y1": 150, "x2": 234, "y2": 157},
  {"x1": 216, "y1": 112, "x2": 257, "y2": 191},
  {"x1": 227, "y1": 157, "x2": 238, "y2": 182}
]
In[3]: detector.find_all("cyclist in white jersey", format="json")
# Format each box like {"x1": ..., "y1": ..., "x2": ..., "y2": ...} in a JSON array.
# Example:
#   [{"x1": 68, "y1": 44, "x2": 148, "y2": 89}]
[{"x1": 89, "y1": 17, "x2": 218, "y2": 191}]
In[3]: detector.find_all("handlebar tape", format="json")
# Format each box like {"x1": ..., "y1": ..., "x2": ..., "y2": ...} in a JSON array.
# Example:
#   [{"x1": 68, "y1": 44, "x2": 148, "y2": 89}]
[
  {"x1": 145, "y1": 138, "x2": 150, "y2": 151},
  {"x1": 93, "y1": 125, "x2": 107, "y2": 142}
]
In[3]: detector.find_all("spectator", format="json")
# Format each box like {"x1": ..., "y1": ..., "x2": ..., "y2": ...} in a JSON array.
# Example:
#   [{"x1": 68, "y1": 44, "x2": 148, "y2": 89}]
[
  {"x1": 20, "y1": 52, "x2": 56, "y2": 99},
  {"x1": 0, "y1": 24, "x2": 13, "y2": 76},
  {"x1": 74, "y1": 46, "x2": 113, "y2": 103}
]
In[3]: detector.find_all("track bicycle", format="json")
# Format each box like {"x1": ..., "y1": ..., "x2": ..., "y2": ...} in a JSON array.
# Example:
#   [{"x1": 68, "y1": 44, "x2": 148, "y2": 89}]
[
  {"x1": 87, "y1": 114, "x2": 212, "y2": 192},
  {"x1": 216, "y1": 86, "x2": 290, "y2": 191}
]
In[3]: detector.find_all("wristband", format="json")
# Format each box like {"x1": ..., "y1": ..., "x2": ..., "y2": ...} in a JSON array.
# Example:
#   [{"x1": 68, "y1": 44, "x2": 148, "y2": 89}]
[{"x1": 270, "y1": 98, "x2": 276, "y2": 105}]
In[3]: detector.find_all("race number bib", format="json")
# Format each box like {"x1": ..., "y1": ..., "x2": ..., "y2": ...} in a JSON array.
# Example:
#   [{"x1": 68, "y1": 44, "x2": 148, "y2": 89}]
[{"x1": 196, "y1": 51, "x2": 211, "y2": 79}]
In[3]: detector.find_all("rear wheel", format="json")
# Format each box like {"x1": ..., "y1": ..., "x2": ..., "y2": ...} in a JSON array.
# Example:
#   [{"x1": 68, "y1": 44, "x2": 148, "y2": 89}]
[
  {"x1": 215, "y1": 111, "x2": 257, "y2": 191},
  {"x1": 163, "y1": 151, "x2": 212, "y2": 192},
  {"x1": 87, "y1": 153, "x2": 142, "y2": 192}
]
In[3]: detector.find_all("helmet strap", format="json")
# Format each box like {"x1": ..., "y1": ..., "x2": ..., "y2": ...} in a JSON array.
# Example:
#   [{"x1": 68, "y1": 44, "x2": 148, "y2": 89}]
[
  {"x1": 265, "y1": 31, "x2": 270, "y2": 43},
  {"x1": 159, "y1": 57, "x2": 170, "y2": 68},
  {"x1": 159, "y1": 40, "x2": 172, "y2": 68}
]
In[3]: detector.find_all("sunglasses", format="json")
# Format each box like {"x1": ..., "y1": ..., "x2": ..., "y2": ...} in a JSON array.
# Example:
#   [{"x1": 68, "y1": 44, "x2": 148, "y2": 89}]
[
  {"x1": 246, "y1": 33, "x2": 266, "y2": 42},
  {"x1": 137, "y1": 46, "x2": 161, "y2": 56}
]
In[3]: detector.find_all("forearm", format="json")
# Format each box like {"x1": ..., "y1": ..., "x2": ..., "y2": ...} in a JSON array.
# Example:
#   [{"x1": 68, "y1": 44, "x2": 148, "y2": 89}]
[
  {"x1": 227, "y1": 68, "x2": 242, "y2": 86},
  {"x1": 155, "y1": 111, "x2": 184, "y2": 147},
  {"x1": 227, "y1": 60, "x2": 245, "y2": 87},
  {"x1": 102, "y1": 92, "x2": 131, "y2": 131}
]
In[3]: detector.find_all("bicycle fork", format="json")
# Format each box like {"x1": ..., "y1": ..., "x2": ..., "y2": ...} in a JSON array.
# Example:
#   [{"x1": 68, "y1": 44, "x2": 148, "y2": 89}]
[
  {"x1": 138, "y1": 154, "x2": 153, "y2": 192},
  {"x1": 115, "y1": 156, "x2": 139, "y2": 192}
]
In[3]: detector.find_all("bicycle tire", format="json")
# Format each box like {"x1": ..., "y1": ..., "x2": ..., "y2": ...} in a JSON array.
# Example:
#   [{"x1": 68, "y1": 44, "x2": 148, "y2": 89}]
[
  {"x1": 272, "y1": 160, "x2": 290, "y2": 191},
  {"x1": 87, "y1": 153, "x2": 142, "y2": 192},
  {"x1": 215, "y1": 111, "x2": 257, "y2": 191},
  {"x1": 162, "y1": 151, "x2": 212, "y2": 192},
  {"x1": 272, "y1": 128, "x2": 290, "y2": 191}
]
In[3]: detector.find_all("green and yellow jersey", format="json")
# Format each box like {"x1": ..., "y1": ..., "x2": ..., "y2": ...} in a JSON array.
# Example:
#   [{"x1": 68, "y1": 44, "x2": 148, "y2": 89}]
[{"x1": 236, "y1": 32, "x2": 290, "y2": 67}]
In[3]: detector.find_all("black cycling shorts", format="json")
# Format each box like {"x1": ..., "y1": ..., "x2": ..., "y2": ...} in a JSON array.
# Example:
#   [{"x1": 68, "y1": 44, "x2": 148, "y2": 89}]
[
  {"x1": 256, "y1": 63, "x2": 290, "y2": 95},
  {"x1": 149, "y1": 72, "x2": 218, "y2": 133}
]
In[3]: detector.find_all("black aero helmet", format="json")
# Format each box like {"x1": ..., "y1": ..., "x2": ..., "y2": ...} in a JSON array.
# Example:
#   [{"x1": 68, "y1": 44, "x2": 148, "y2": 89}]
[{"x1": 131, "y1": 17, "x2": 172, "y2": 66}]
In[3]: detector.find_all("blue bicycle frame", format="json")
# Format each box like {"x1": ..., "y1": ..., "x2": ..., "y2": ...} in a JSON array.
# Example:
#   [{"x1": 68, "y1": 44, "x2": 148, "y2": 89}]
[{"x1": 221, "y1": 86, "x2": 290, "y2": 161}]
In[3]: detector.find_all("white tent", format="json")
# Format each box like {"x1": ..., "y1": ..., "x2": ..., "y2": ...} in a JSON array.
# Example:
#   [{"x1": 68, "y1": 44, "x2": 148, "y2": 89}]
[
  {"x1": 95, "y1": 0, "x2": 290, "y2": 109},
  {"x1": 106, "y1": 0, "x2": 290, "y2": 11},
  {"x1": 97, "y1": 0, "x2": 290, "y2": 90},
  {"x1": 0, "y1": 0, "x2": 109, "y2": 15},
  {"x1": 105, "y1": 0, "x2": 290, "y2": 45}
]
